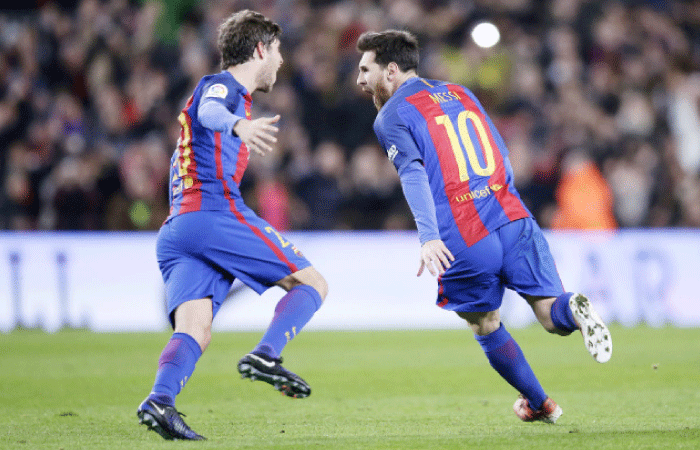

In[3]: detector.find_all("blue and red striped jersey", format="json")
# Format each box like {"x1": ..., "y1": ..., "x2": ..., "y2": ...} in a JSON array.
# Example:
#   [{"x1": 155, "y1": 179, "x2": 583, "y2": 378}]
[
  {"x1": 166, "y1": 71, "x2": 252, "y2": 220},
  {"x1": 373, "y1": 77, "x2": 531, "y2": 249}
]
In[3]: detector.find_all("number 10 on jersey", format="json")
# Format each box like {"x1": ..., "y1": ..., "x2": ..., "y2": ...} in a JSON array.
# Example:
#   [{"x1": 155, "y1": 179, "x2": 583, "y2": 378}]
[{"x1": 435, "y1": 111, "x2": 496, "y2": 182}]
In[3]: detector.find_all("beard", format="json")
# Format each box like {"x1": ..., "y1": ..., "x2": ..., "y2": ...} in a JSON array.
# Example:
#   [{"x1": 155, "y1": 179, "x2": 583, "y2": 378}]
[
  {"x1": 255, "y1": 63, "x2": 277, "y2": 93},
  {"x1": 372, "y1": 80, "x2": 392, "y2": 111}
]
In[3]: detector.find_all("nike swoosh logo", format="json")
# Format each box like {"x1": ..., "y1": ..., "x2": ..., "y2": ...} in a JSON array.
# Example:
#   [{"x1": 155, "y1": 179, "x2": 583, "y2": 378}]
[
  {"x1": 248, "y1": 354, "x2": 276, "y2": 368},
  {"x1": 151, "y1": 402, "x2": 166, "y2": 415}
]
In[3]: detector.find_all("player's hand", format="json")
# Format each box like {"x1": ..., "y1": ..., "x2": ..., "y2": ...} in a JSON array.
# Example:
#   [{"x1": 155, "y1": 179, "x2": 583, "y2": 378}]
[
  {"x1": 233, "y1": 114, "x2": 280, "y2": 156},
  {"x1": 417, "y1": 239, "x2": 455, "y2": 277}
]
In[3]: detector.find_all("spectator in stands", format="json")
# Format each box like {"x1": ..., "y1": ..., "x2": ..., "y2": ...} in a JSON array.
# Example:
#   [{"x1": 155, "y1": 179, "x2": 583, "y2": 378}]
[
  {"x1": 1, "y1": 0, "x2": 699, "y2": 232},
  {"x1": 551, "y1": 150, "x2": 617, "y2": 230}
]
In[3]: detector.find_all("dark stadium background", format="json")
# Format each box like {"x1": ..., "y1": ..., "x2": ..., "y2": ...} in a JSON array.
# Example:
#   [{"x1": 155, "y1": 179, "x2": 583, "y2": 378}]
[{"x1": 1, "y1": 0, "x2": 699, "y2": 232}]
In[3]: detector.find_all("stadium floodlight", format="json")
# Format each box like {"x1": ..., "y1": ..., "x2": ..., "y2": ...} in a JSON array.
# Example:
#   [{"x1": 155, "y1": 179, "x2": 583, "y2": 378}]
[{"x1": 471, "y1": 22, "x2": 500, "y2": 48}]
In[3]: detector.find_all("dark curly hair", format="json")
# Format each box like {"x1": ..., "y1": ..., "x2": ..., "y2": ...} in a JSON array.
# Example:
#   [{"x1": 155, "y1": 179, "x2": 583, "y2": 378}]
[
  {"x1": 217, "y1": 10, "x2": 282, "y2": 70},
  {"x1": 356, "y1": 29, "x2": 419, "y2": 72}
]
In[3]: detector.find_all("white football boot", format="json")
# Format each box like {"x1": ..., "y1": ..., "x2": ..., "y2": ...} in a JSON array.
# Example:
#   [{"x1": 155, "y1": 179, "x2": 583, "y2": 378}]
[{"x1": 569, "y1": 293, "x2": 612, "y2": 363}]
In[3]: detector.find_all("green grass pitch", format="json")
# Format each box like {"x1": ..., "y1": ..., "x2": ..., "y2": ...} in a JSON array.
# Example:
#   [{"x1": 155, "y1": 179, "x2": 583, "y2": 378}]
[{"x1": 1, "y1": 325, "x2": 698, "y2": 449}]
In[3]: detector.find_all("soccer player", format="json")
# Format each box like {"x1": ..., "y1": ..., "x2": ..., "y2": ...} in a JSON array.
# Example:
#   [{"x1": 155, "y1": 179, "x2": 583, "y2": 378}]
[
  {"x1": 136, "y1": 10, "x2": 328, "y2": 440},
  {"x1": 356, "y1": 30, "x2": 611, "y2": 424}
]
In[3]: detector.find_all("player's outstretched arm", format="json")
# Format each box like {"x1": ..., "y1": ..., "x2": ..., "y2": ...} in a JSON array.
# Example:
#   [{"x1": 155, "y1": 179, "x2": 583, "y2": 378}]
[
  {"x1": 418, "y1": 239, "x2": 454, "y2": 277},
  {"x1": 233, "y1": 115, "x2": 280, "y2": 156}
]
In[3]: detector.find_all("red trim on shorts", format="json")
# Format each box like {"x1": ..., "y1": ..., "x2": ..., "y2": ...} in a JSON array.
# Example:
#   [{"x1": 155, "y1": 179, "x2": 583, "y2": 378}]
[
  {"x1": 218, "y1": 150, "x2": 299, "y2": 274},
  {"x1": 437, "y1": 275, "x2": 449, "y2": 307},
  {"x1": 227, "y1": 190, "x2": 299, "y2": 273},
  {"x1": 217, "y1": 93, "x2": 296, "y2": 273}
]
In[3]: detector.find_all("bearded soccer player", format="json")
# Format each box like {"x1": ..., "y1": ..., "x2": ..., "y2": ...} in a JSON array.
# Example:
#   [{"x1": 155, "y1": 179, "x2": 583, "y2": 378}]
[
  {"x1": 136, "y1": 10, "x2": 328, "y2": 440},
  {"x1": 356, "y1": 30, "x2": 611, "y2": 424}
]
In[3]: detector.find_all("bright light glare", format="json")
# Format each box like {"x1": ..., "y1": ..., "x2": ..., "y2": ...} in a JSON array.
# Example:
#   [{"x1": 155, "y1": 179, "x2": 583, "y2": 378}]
[{"x1": 471, "y1": 22, "x2": 500, "y2": 48}]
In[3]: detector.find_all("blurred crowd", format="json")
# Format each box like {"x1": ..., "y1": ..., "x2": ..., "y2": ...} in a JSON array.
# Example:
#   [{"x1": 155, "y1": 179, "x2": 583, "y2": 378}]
[{"x1": 1, "y1": 0, "x2": 700, "y2": 232}]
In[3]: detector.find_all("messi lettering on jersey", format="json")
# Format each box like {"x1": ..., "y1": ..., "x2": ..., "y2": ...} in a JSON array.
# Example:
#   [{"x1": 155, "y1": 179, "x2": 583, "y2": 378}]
[
  {"x1": 428, "y1": 90, "x2": 462, "y2": 104},
  {"x1": 375, "y1": 78, "x2": 530, "y2": 247}
]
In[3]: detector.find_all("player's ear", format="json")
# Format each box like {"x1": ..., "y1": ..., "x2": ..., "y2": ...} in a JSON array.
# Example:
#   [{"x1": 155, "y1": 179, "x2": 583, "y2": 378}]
[
  {"x1": 386, "y1": 62, "x2": 399, "y2": 81},
  {"x1": 255, "y1": 41, "x2": 266, "y2": 59}
]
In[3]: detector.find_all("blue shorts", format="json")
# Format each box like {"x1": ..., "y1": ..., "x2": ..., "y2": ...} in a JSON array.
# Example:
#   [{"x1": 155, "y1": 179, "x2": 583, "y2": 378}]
[
  {"x1": 437, "y1": 217, "x2": 564, "y2": 312},
  {"x1": 156, "y1": 207, "x2": 312, "y2": 325}
]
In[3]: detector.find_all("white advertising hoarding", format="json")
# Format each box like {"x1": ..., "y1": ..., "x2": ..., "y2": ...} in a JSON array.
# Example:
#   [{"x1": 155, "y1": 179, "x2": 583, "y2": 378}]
[{"x1": 0, "y1": 230, "x2": 698, "y2": 333}]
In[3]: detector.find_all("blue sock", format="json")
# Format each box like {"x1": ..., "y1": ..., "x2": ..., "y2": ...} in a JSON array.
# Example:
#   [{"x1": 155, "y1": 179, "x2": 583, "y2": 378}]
[
  {"x1": 551, "y1": 292, "x2": 578, "y2": 334},
  {"x1": 253, "y1": 285, "x2": 322, "y2": 359},
  {"x1": 475, "y1": 324, "x2": 548, "y2": 410},
  {"x1": 148, "y1": 332, "x2": 202, "y2": 407}
]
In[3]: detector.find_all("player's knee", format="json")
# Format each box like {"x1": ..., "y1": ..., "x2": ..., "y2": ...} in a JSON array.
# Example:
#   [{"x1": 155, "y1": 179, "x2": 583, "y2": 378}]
[
  {"x1": 287, "y1": 267, "x2": 328, "y2": 301},
  {"x1": 308, "y1": 273, "x2": 328, "y2": 302},
  {"x1": 191, "y1": 324, "x2": 212, "y2": 351},
  {"x1": 314, "y1": 274, "x2": 328, "y2": 300},
  {"x1": 199, "y1": 330, "x2": 212, "y2": 351},
  {"x1": 174, "y1": 322, "x2": 212, "y2": 351}
]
